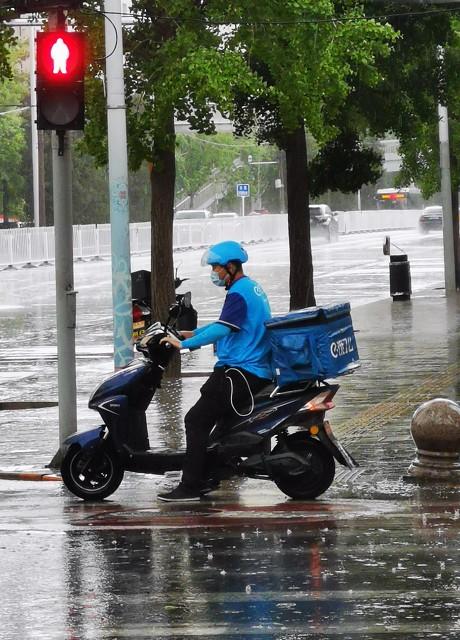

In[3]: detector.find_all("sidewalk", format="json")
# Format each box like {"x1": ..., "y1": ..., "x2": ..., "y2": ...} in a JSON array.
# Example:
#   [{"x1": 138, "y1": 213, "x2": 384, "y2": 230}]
[
  {"x1": 1, "y1": 287, "x2": 459, "y2": 494},
  {"x1": 328, "y1": 288, "x2": 460, "y2": 501}
]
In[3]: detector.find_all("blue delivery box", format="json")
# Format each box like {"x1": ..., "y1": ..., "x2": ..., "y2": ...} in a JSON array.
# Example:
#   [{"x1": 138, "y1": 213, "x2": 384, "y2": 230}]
[{"x1": 265, "y1": 302, "x2": 360, "y2": 387}]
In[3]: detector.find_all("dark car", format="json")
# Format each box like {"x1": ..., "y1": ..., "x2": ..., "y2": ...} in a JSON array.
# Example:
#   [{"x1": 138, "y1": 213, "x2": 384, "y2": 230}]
[
  {"x1": 419, "y1": 206, "x2": 443, "y2": 234},
  {"x1": 309, "y1": 204, "x2": 339, "y2": 242}
]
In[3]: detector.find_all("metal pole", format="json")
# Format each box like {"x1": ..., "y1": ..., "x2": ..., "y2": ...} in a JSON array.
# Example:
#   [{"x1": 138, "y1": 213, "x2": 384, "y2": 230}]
[
  {"x1": 438, "y1": 103, "x2": 457, "y2": 293},
  {"x1": 29, "y1": 24, "x2": 40, "y2": 227},
  {"x1": 104, "y1": 0, "x2": 133, "y2": 369},
  {"x1": 51, "y1": 130, "x2": 77, "y2": 458}
]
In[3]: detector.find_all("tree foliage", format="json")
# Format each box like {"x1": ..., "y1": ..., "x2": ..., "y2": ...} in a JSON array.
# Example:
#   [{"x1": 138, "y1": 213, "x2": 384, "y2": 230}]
[
  {"x1": 309, "y1": 132, "x2": 383, "y2": 198},
  {"x1": 0, "y1": 39, "x2": 29, "y2": 219},
  {"x1": 226, "y1": 1, "x2": 395, "y2": 307},
  {"x1": 77, "y1": 1, "x2": 395, "y2": 320}
]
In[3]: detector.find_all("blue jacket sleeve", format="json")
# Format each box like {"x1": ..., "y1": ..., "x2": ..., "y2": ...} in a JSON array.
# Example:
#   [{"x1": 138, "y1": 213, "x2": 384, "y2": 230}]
[
  {"x1": 181, "y1": 323, "x2": 230, "y2": 349},
  {"x1": 192, "y1": 325, "x2": 208, "y2": 336}
]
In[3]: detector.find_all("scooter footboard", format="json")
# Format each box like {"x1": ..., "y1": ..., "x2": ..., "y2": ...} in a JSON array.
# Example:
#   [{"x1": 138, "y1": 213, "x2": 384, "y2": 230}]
[{"x1": 123, "y1": 447, "x2": 186, "y2": 475}]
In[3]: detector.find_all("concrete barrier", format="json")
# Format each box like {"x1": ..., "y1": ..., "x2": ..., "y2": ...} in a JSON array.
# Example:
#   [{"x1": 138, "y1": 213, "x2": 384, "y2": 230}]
[{"x1": 337, "y1": 209, "x2": 421, "y2": 234}]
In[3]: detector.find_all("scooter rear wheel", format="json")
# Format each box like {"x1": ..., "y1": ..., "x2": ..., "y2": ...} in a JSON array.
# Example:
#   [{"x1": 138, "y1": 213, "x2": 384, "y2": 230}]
[
  {"x1": 272, "y1": 435, "x2": 335, "y2": 500},
  {"x1": 61, "y1": 443, "x2": 124, "y2": 501}
]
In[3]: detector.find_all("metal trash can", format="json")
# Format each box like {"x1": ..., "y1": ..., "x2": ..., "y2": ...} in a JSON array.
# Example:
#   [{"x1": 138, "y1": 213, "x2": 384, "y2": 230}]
[{"x1": 389, "y1": 254, "x2": 411, "y2": 301}]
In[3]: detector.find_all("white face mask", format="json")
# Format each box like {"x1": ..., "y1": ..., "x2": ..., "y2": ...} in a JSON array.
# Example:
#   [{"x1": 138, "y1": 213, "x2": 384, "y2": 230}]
[{"x1": 210, "y1": 270, "x2": 227, "y2": 287}]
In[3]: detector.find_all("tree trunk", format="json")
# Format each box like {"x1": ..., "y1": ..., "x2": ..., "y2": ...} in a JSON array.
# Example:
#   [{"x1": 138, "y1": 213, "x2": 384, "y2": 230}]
[
  {"x1": 450, "y1": 154, "x2": 460, "y2": 289},
  {"x1": 284, "y1": 122, "x2": 315, "y2": 309},
  {"x1": 149, "y1": 108, "x2": 180, "y2": 376}
]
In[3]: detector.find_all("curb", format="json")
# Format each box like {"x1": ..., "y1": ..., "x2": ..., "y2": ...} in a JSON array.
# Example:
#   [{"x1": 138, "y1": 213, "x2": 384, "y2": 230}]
[{"x1": 0, "y1": 470, "x2": 61, "y2": 482}]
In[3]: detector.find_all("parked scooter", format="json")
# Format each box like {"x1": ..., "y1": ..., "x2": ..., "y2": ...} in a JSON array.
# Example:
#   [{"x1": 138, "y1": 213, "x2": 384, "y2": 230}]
[
  {"x1": 132, "y1": 269, "x2": 197, "y2": 340},
  {"x1": 60, "y1": 298, "x2": 358, "y2": 502}
]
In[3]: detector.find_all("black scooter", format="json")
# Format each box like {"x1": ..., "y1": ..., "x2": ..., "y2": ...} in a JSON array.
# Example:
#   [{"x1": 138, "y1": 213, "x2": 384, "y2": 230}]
[{"x1": 60, "y1": 300, "x2": 357, "y2": 501}]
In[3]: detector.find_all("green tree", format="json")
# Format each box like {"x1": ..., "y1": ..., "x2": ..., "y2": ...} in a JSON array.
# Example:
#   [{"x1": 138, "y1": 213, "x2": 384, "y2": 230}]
[
  {"x1": 351, "y1": 6, "x2": 459, "y2": 284},
  {"x1": 78, "y1": 1, "x2": 394, "y2": 330},
  {"x1": 308, "y1": 132, "x2": 383, "y2": 198},
  {"x1": 78, "y1": 1, "x2": 263, "y2": 340},
  {"x1": 229, "y1": 1, "x2": 395, "y2": 307}
]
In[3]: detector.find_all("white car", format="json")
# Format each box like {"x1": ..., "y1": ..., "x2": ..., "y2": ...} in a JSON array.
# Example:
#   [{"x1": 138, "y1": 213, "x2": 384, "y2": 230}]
[
  {"x1": 175, "y1": 209, "x2": 211, "y2": 220},
  {"x1": 309, "y1": 204, "x2": 339, "y2": 242},
  {"x1": 419, "y1": 206, "x2": 443, "y2": 234}
]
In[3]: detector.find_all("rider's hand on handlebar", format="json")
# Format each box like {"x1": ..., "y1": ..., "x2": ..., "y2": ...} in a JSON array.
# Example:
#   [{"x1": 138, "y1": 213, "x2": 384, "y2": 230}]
[{"x1": 159, "y1": 336, "x2": 182, "y2": 350}]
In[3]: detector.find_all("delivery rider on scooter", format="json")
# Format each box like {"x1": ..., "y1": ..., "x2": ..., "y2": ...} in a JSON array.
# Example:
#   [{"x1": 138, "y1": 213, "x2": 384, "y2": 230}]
[{"x1": 158, "y1": 240, "x2": 273, "y2": 502}]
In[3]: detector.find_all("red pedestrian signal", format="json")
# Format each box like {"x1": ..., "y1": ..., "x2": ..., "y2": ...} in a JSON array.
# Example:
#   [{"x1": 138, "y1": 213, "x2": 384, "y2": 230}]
[{"x1": 36, "y1": 31, "x2": 85, "y2": 130}]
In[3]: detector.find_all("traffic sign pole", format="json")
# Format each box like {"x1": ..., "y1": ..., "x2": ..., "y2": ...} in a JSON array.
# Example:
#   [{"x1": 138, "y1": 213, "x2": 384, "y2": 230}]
[{"x1": 236, "y1": 183, "x2": 250, "y2": 217}]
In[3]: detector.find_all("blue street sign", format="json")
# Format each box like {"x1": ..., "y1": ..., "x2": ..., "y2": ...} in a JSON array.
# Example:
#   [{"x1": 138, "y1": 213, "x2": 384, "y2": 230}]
[{"x1": 237, "y1": 183, "x2": 250, "y2": 197}]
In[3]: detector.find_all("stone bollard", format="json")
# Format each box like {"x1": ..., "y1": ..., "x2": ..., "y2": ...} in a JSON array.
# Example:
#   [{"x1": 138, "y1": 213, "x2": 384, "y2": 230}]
[{"x1": 407, "y1": 398, "x2": 460, "y2": 480}]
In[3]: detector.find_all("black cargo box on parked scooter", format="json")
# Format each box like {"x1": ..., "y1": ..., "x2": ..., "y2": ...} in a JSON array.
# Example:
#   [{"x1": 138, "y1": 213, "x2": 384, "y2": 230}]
[{"x1": 131, "y1": 270, "x2": 151, "y2": 302}]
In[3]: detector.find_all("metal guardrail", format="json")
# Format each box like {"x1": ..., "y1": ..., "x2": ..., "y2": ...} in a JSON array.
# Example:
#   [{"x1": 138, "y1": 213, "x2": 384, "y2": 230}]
[
  {"x1": 0, "y1": 216, "x2": 288, "y2": 269},
  {"x1": 0, "y1": 210, "x2": 422, "y2": 269}
]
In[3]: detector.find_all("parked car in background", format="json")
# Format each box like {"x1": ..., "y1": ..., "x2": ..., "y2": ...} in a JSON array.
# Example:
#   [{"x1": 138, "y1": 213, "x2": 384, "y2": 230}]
[
  {"x1": 175, "y1": 209, "x2": 211, "y2": 220},
  {"x1": 309, "y1": 204, "x2": 339, "y2": 242},
  {"x1": 419, "y1": 205, "x2": 443, "y2": 234},
  {"x1": 211, "y1": 212, "x2": 239, "y2": 219}
]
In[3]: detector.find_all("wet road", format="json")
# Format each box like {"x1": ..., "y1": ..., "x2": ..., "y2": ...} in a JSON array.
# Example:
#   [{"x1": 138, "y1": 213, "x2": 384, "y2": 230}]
[
  {"x1": 2, "y1": 479, "x2": 460, "y2": 639},
  {"x1": 0, "y1": 227, "x2": 446, "y2": 463},
  {"x1": 1, "y1": 229, "x2": 460, "y2": 639}
]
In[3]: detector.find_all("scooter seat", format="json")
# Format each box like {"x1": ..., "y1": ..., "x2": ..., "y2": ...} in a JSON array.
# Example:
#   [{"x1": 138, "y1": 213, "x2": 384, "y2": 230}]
[
  {"x1": 253, "y1": 379, "x2": 314, "y2": 400},
  {"x1": 253, "y1": 383, "x2": 276, "y2": 400}
]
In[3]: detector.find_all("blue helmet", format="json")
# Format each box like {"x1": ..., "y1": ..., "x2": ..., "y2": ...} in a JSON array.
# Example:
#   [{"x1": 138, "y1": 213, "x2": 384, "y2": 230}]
[{"x1": 201, "y1": 241, "x2": 248, "y2": 267}]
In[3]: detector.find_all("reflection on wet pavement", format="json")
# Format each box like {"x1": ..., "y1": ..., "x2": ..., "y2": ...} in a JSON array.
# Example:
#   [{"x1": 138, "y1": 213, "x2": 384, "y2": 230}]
[{"x1": 3, "y1": 487, "x2": 460, "y2": 638}]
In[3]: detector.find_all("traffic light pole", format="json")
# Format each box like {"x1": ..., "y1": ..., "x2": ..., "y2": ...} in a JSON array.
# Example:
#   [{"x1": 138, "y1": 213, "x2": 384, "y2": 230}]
[
  {"x1": 49, "y1": 129, "x2": 77, "y2": 466},
  {"x1": 46, "y1": 8, "x2": 77, "y2": 466},
  {"x1": 104, "y1": 0, "x2": 133, "y2": 369}
]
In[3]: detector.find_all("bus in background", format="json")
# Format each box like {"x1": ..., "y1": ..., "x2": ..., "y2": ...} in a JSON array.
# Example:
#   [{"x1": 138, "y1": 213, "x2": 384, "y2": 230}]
[{"x1": 375, "y1": 187, "x2": 423, "y2": 210}]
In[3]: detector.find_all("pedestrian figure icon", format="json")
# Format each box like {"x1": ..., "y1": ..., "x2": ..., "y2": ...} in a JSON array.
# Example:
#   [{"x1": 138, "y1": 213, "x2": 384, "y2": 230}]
[{"x1": 51, "y1": 38, "x2": 70, "y2": 75}]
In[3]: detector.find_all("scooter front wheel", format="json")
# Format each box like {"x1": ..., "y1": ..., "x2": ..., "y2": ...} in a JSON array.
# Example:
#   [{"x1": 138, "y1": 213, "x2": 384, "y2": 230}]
[
  {"x1": 61, "y1": 443, "x2": 124, "y2": 501},
  {"x1": 272, "y1": 435, "x2": 335, "y2": 500}
]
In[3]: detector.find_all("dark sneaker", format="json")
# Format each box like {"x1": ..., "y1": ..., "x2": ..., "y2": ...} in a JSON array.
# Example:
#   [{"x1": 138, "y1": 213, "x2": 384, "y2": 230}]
[{"x1": 158, "y1": 483, "x2": 201, "y2": 502}]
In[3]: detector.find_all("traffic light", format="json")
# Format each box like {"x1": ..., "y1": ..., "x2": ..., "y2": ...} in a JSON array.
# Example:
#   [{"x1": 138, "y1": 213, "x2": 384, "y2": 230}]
[{"x1": 36, "y1": 31, "x2": 86, "y2": 131}]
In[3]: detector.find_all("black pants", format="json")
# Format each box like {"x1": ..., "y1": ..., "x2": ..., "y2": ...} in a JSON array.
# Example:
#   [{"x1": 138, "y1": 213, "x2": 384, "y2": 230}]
[{"x1": 181, "y1": 367, "x2": 271, "y2": 490}]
